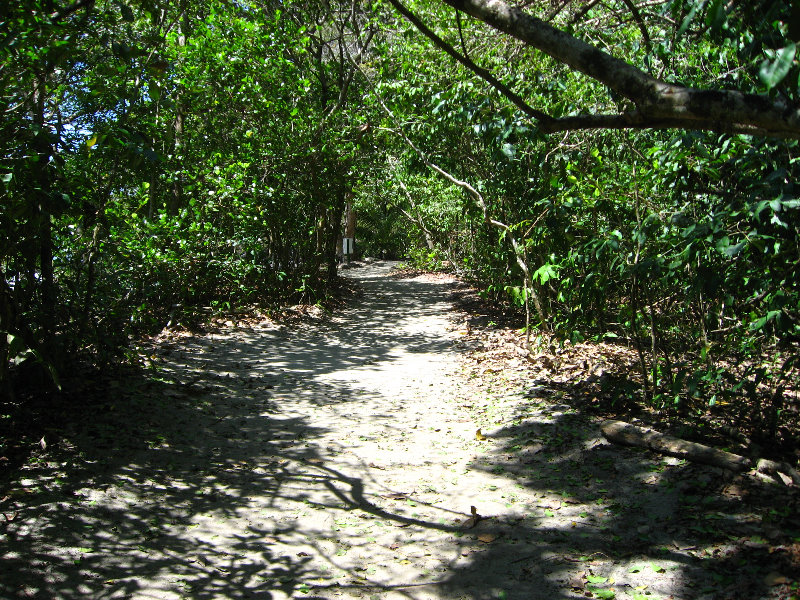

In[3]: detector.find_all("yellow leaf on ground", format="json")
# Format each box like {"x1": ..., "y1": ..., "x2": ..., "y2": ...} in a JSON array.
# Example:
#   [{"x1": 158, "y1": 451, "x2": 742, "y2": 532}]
[{"x1": 475, "y1": 429, "x2": 486, "y2": 441}]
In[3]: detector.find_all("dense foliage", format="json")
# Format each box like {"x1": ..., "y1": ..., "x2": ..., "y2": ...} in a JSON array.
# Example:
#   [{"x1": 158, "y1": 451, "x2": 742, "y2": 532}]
[
  {"x1": 1, "y1": 0, "x2": 798, "y2": 447},
  {"x1": 1, "y1": 0, "x2": 372, "y2": 387},
  {"x1": 366, "y1": 0, "x2": 800, "y2": 447}
]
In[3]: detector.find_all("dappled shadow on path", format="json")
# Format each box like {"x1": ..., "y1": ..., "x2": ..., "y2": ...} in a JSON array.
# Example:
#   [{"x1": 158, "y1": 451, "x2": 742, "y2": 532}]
[
  {"x1": 168, "y1": 269, "x2": 457, "y2": 383},
  {"x1": 0, "y1": 264, "x2": 464, "y2": 599},
  {"x1": 1, "y1": 369, "x2": 330, "y2": 598},
  {"x1": 3, "y1": 263, "x2": 798, "y2": 600},
  {"x1": 431, "y1": 383, "x2": 800, "y2": 600}
]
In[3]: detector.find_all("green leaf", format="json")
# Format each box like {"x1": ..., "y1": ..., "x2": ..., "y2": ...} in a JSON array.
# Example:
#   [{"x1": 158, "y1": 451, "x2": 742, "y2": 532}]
[
  {"x1": 586, "y1": 586, "x2": 615, "y2": 599},
  {"x1": 723, "y1": 241, "x2": 745, "y2": 257},
  {"x1": 6, "y1": 333, "x2": 28, "y2": 361},
  {"x1": 1, "y1": 173, "x2": 11, "y2": 183},
  {"x1": 532, "y1": 263, "x2": 560, "y2": 285},
  {"x1": 5, "y1": 333, "x2": 60, "y2": 390},
  {"x1": 707, "y1": 0, "x2": 726, "y2": 35},
  {"x1": 587, "y1": 575, "x2": 608, "y2": 584},
  {"x1": 677, "y1": 0, "x2": 707, "y2": 39},
  {"x1": 759, "y1": 44, "x2": 796, "y2": 90},
  {"x1": 650, "y1": 562, "x2": 666, "y2": 573}
]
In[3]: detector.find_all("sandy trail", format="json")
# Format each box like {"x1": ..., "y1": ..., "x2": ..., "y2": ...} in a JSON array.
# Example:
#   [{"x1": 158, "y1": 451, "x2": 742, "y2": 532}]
[{"x1": 2, "y1": 261, "x2": 791, "y2": 600}]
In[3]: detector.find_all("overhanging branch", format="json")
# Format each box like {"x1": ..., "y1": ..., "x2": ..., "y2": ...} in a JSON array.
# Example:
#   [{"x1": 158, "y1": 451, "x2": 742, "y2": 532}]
[
  {"x1": 540, "y1": 111, "x2": 797, "y2": 139},
  {"x1": 399, "y1": 0, "x2": 800, "y2": 139}
]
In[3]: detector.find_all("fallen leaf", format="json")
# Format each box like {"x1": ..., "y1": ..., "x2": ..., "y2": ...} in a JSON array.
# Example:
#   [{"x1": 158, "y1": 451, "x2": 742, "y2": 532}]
[
  {"x1": 39, "y1": 436, "x2": 46, "y2": 450},
  {"x1": 477, "y1": 533, "x2": 497, "y2": 543},
  {"x1": 722, "y1": 484, "x2": 745, "y2": 499},
  {"x1": 568, "y1": 574, "x2": 586, "y2": 589},
  {"x1": 765, "y1": 571, "x2": 788, "y2": 586},
  {"x1": 650, "y1": 562, "x2": 666, "y2": 574},
  {"x1": 475, "y1": 429, "x2": 486, "y2": 441}
]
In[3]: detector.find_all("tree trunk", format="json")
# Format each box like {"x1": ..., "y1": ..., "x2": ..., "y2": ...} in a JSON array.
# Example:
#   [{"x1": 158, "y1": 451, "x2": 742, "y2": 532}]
[
  {"x1": 32, "y1": 72, "x2": 57, "y2": 356},
  {"x1": 344, "y1": 201, "x2": 356, "y2": 241},
  {"x1": 168, "y1": 6, "x2": 189, "y2": 214},
  {"x1": 326, "y1": 193, "x2": 347, "y2": 284}
]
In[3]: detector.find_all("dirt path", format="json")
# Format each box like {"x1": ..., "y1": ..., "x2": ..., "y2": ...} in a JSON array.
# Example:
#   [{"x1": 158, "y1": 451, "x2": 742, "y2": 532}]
[{"x1": 2, "y1": 262, "x2": 797, "y2": 599}]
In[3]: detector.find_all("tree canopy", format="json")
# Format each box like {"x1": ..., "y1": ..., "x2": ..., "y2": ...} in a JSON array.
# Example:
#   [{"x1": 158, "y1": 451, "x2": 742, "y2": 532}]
[{"x1": 1, "y1": 0, "x2": 798, "y2": 449}]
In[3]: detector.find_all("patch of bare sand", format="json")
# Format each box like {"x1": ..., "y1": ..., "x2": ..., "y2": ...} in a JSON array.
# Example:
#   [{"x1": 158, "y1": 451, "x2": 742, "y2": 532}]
[{"x1": 1, "y1": 261, "x2": 797, "y2": 600}]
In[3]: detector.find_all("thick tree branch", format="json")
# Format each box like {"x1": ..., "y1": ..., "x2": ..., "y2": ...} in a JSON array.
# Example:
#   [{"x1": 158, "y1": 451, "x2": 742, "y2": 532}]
[
  {"x1": 538, "y1": 110, "x2": 794, "y2": 138},
  {"x1": 433, "y1": 0, "x2": 800, "y2": 139}
]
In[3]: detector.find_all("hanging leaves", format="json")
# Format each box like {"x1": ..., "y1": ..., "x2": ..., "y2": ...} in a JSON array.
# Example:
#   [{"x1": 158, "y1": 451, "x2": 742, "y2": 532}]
[{"x1": 759, "y1": 44, "x2": 796, "y2": 90}]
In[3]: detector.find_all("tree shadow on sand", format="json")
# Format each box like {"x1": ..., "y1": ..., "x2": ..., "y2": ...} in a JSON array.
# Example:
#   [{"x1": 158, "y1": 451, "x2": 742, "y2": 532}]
[
  {"x1": 430, "y1": 382, "x2": 800, "y2": 600},
  {"x1": 3, "y1": 265, "x2": 798, "y2": 599},
  {"x1": 0, "y1": 267, "x2": 461, "y2": 599}
]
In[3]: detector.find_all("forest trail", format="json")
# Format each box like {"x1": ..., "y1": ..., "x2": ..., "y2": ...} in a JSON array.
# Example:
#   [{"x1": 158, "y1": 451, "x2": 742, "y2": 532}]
[{"x1": 2, "y1": 261, "x2": 795, "y2": 599}]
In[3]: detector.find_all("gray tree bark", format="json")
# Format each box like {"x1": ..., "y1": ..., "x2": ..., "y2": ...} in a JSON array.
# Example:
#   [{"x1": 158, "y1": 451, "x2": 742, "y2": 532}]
[{"x1": 406, "y1": 0, "x2": 800, "y2": 139}]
